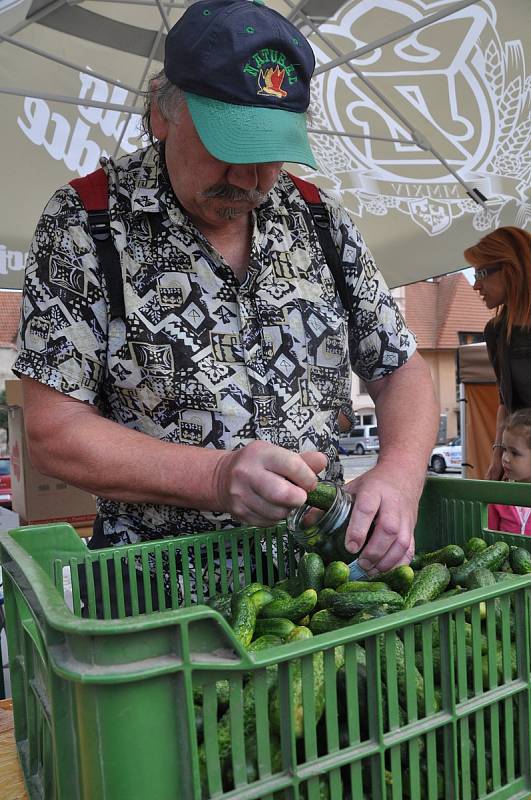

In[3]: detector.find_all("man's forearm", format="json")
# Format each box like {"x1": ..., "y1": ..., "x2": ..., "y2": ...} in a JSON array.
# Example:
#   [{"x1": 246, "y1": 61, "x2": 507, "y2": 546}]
[
  {"x1": 369, "y1": 353, "x2": 439, "y2": 491},
  {"x1": 29, "y1": 408, "x2": 229, "y2": 510},
  {"x1": 21, "y1": 378, "x2": 325, "y2": 522}
]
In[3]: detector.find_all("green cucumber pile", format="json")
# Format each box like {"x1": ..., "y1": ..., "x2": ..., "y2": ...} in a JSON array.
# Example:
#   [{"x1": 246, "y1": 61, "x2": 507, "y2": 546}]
[{"x1": 195, "y1": 539, "x2": 531, "y2": 799}]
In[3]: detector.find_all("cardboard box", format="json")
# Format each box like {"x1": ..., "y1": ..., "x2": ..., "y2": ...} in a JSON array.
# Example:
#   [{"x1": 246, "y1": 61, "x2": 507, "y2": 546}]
[{"x1": 6, "y1": 380, "x2": 97, "y2": 527}]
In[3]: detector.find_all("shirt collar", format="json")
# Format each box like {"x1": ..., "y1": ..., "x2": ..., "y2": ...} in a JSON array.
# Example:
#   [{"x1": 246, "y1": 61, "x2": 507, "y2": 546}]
[{"x1": 108, "y1": 142, "x2": 292, "y2": 222}]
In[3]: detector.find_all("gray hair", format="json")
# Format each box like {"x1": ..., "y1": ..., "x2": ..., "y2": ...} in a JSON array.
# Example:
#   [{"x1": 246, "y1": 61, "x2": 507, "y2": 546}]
[{"x1": 142, "y1": 69, "x2": 186, "y2": 142}]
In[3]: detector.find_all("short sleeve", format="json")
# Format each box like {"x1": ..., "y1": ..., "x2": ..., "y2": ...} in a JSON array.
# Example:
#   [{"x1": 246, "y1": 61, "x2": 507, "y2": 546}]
[
  {"x1": 13, "y1": 186, "x2": 109, "y2": 405},
  {"x1": 323, "y1": 193, "x2": 417, "y2": 382}
]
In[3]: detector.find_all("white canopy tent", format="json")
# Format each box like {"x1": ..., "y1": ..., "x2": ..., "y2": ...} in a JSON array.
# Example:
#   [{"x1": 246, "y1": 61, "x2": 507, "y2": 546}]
[{"x1": 0, "y1": 0, "x2": 529, "y2": 290}]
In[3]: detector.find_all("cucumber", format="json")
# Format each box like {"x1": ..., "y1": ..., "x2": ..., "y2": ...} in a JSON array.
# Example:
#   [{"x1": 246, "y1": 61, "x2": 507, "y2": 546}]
[
  {"x1": 450, "y1": 542, "x2": 510, "y2": 587},
  {"x1": 379, "y1": 633, "x2": 435, "y2": 712},
  {"x1": 309, "y1": 608, "x2": 358, "y2": 634},
  {"x1": 240, "y1": 582, "x2": 270, "y2": 597},
  {"x1": 259, "y1": 589, "x2": 318, "y2": 622},
  {"x1": 249, "y1": 588, "x2": 274, "y2": 612},
  {"x1": 509, "y1": 546, "x2": 531, "y2": 575},
  {"x1": 409, "y1": 554, "x2": 424, "y2": 571},
  {"x1": 316, "y1": 588, "x2": 338, "y2": 609},
  {"x1": 230, "y1": 592, "x2": 257, "y2": 647},
  {"x1": 247, "y1": 634, "x2": 282, "y2": 652},
  {"x1": 493, "y1": 571, "x2": 517, "y2": 582},
  {"x1": 286, "y1": 625, "x2": 313, "y2": 642},
  {"x1": 438, "y1": 587, "x2": 467, "y2": 598},
  {"x1": 202, "y1": 663, "x2": 279, "y2": 791},
  {"x1": 370, "y1": 565, "x2": 414, "y2": 596},
  {"x1": 254, "y1": 617, "x2": 296, "y2": 640},
  {"x1": 403, "y1": 563, "x2": 451, "y2": 608},
  {"x1": 297, "y1": 552, "x2": 325, "y2": 592},
  {"x1": 213, "y1": 680, "x2": 232, "y2": 712},
  {"x1": 273, "y1": 576, "x2": 301, "y2": 596},
  {"x1": 465, "y1": 567, "x2": 497, "y2": 620},
  {"x1": 420, "y1": 544, "x2": 465, "y2": 567},
  {"x1": 464, "y1": 567, "x2": 497, "y2": 591},
  {"x1": 306, "y1": 482, "x2": 337, "y2": 511},
  {"x1": 270, "y1": 587, "x2": 292, "y2": 601},
  {"x1": 336, "y1": 581, "x2": 388, "y2": 593},
  {"x1": 351, "y1": 606, "x2": 389, "y2": 624},
  {"x1": 482, "y1": 642, "x2": 517, "y2": 689},
  {"x1": 270, "y1": 646, "x2": 345, "y2": 738},
  {"x1": 323, "y1": 560, "x2": 350, "y2": 589},
  {"x1": 330, "y1": 589, "x2": 404, "y2": 617},
  {"x1": 464, "y1": 537, "x2": 488, "y2": 558}
]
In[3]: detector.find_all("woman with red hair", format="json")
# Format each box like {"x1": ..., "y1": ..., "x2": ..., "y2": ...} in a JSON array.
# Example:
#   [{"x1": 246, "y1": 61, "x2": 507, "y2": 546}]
[{"x1": 464, "y1": 226, "x2": 531, "y2": 480}]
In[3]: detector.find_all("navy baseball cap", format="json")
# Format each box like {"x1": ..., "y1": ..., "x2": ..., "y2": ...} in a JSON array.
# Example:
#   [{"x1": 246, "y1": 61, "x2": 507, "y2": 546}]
[{"x1": 164, "y1": 0, "x2": 317, "y2": 168}]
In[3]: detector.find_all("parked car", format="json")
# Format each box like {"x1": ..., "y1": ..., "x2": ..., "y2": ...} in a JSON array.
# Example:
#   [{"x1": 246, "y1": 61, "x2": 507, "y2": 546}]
[
  {"x1": 0, "y1": 455, "x2": 11, "y2": 508},
  {"x1": 339, "y1": 425, "x2": 379, "y2": 455},
  {"x1": 429, "y1": 437, "x2": 462, "y2": 473}
]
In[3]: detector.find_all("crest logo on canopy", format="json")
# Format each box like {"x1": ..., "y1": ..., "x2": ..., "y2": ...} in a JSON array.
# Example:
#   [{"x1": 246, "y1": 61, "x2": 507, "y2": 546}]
[{"x1": 310, "y1": 0, "x2": 530, "y2": 235}]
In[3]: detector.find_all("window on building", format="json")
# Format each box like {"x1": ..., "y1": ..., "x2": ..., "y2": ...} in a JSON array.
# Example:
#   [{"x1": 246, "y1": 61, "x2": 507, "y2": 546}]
[
  {"x1": 362, "y1": 414, "x2": 374, "y2": 425},
  {"x1": 359, "y1": 379, "x2": 368, "y2": 394},
  {"x1": 458, "y1": 332, "x2": 484, "y2": 345}
]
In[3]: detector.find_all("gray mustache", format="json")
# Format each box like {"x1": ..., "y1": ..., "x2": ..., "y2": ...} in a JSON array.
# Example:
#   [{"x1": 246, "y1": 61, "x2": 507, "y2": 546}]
[{"x1": 201, "y1": 184, "x2": 268, "y2": 204}]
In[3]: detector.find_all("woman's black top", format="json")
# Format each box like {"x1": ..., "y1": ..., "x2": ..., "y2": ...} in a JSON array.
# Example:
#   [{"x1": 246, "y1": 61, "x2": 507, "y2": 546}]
[{"x1": 484, "y1": 316, "x2": 531, "y2": 412}]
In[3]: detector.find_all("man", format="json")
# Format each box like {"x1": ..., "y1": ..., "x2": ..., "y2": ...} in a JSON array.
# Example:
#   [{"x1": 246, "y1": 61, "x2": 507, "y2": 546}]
[{"x1": 14, "y1": 0, "x2": 438, "y2": 581}]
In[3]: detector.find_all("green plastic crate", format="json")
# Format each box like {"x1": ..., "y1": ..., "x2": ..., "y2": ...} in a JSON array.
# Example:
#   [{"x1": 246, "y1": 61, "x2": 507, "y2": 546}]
[{"x1": 0, "y1": 477, "x2": 530, "y2": 800}]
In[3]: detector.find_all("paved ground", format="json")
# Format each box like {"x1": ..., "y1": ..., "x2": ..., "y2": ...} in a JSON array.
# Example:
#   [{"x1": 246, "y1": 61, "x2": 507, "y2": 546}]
[{"x1": 339, "y1": 453, "x2": 462, "y2": 483}]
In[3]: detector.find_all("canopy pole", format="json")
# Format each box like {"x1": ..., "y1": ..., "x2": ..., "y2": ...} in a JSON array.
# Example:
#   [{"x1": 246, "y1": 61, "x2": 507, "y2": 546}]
[
  {"x1": 0, "y1": 33, "x2": 141, "y2": 95},
  {"x1": 4, "y1": 0, "x2": 70, "y2": 38},
  {"x1": 307, "y1": 127, "x2": 422, "y2": 147},
  {"x1": 154, "y1": 0, "x2": 172, "y2": 32},
  {"x1": 0, "y1": 87, "x2": 142, "y2": 114},
  {"x1": 112, "y1": 23, "x2": 166, "y2": 157}
]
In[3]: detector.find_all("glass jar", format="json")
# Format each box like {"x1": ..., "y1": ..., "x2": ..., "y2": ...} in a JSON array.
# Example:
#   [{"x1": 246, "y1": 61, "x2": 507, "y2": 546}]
[{"x1": 286, "y1": 480, "x2": 355, "y2": 565}]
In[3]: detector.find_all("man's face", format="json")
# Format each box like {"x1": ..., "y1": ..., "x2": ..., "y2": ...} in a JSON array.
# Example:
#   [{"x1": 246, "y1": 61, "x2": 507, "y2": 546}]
[{"x1": 152, "y1": 101, "x2": 282, "y2": 230}]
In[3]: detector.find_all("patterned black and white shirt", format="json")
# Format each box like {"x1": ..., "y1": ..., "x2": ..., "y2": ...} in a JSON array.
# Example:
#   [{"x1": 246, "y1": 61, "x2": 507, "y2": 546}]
[{"x1": 14, "y1": 143, "x2": 416, "y2": 544}]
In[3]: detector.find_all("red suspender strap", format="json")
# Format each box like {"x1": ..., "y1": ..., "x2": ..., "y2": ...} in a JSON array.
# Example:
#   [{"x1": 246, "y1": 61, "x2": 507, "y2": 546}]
[
  {"x1": 286, "y1": 171, "x2": 322, "y2": 204},
  {"x1": 69, "y1": 167, "x2": 109, "y2": 211},
  {"x1": 69, "y1": 168, "x2": 125, "y2": 321}
]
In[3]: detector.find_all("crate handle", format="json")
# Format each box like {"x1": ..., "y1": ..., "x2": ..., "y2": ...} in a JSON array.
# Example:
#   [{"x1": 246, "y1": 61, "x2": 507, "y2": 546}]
[
  {"x1": 20, "y1": 614, "x2": 47, "y2": 665},
  {"x1": 3, "y1": 558, "x2": 49, "y2": 664}
]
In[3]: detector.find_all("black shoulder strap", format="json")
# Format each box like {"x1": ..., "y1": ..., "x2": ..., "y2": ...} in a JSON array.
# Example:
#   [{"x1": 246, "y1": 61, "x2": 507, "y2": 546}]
[
  {"x1": 287, "y1": 172, "x2": 353, "y2": 321},
  {"x1": 70, "y1": 169, "x2": 353, "y2": 324},
  {"x1": 69, "y1": 169, "x2": 125, "y2": 321}
]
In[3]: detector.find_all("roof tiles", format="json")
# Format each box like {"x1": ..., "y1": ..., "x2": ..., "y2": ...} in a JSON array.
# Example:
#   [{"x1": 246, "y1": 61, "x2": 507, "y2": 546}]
[{"x1": 405, "y1": 274, "x2": 494, "y2": 349}]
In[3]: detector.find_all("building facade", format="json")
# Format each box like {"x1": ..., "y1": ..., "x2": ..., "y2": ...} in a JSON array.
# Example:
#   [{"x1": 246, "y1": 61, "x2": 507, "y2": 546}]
[{"x1": 349, "y1": 275, "x2": 493, "y2": 441}]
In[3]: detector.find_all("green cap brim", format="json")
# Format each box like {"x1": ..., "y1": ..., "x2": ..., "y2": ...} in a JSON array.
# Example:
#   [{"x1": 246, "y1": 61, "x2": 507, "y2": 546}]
[{"x1": 185, "y1": 92, "x2": 317, "y2": 169}]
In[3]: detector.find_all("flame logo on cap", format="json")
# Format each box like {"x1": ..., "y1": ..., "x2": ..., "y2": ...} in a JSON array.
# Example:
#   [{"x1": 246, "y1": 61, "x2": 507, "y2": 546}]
[{"x1": 258, "y1": 65, "x2": 287, "y2": 98}]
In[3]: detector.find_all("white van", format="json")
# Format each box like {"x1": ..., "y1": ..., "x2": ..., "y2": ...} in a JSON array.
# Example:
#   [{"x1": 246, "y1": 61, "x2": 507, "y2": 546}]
[{"x1": 338, "y1": 425, "x2": 380, "y2": 455}]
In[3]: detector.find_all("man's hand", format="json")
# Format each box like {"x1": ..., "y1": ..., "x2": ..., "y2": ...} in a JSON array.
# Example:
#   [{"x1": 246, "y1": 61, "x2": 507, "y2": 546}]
[
  {"x1": 343, "y1": 463, "x2": 422, "y2": 574},
  {"x1": 213, "y1": 441, "x2": 328, "y2": 527}
]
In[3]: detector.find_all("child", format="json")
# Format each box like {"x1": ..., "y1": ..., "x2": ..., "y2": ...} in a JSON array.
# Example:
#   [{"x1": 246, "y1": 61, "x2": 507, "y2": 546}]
[{"x1": 488, "y1": 409, "x2": 531, "y2": 535}]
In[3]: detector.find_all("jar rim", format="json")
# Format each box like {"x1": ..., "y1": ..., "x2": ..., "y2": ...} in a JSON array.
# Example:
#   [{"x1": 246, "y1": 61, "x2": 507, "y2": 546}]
[{"x1": 286, "y1": 481, "x2": 349, "y2": 535}]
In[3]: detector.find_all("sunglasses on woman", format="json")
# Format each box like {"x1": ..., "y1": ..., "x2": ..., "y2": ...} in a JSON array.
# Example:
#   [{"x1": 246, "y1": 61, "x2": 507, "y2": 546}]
[{"x1": 474, "y1": 263, "x2": 503, "y2": 281}]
